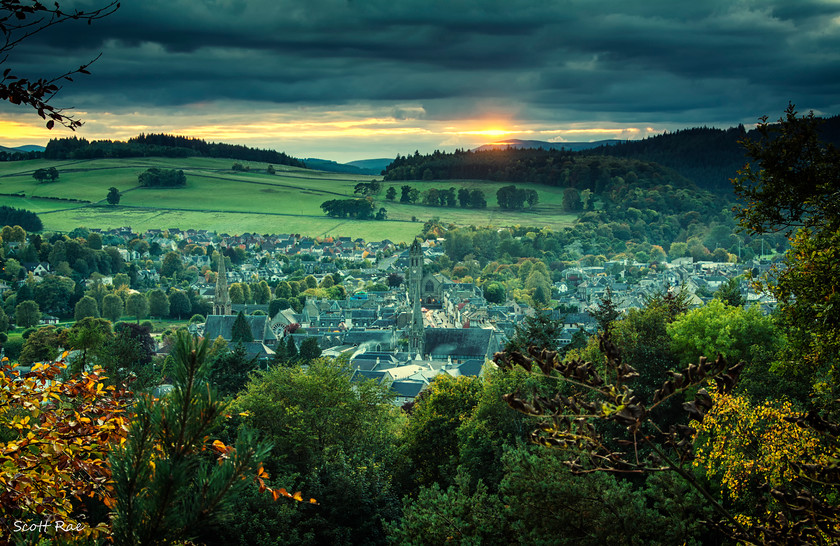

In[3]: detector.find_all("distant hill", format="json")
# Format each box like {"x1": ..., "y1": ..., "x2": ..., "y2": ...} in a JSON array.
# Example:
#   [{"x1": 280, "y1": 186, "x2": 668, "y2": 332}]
[
  {"x1": 462, "y1": 116, "x2": 840, "y2": 193},
  {"x1": 587, "y1": 115, "x2": 840, "y2": 192},
  {"x1": 474, "y1": 139, "x2": 624, "y2": 152},
  {"x1": 15, "y1": 144, "x2": 45, "y2": 153},
  {"x1": 0, "y1": 144, "x2": 45, "y2": 153},
  {"x1": 304, "y1": 157, "x2": 391, "y2": 175},
  {"x1": 345, "y1": 158, "x2": 393, "y2": 174},
  {"x1": 304, "y1": 158, "x2": 374, "y2": 175},
  {"x1": 0, "y1": 144, "x2": 45, "y2": 160}
]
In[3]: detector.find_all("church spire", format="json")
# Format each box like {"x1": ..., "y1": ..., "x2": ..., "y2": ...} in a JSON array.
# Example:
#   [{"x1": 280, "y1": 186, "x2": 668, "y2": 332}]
[
  {"x1": 214, "y1": 252, "x2": 231, "y2": 316},
  {"x1": 407, "y1": 238, "x2": 424, "y2": 355}
]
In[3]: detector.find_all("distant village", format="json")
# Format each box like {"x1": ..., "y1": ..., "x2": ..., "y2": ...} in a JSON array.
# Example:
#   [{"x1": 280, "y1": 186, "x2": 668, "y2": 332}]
[{"x1": 10, "y1": 225, "x2": 777, "y2": 406}]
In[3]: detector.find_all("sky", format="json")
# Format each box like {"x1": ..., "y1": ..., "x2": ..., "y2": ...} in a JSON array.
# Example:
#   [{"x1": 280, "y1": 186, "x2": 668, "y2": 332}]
[{"x1": 1, "y1": 0, "x2": 839, "y2": 162}]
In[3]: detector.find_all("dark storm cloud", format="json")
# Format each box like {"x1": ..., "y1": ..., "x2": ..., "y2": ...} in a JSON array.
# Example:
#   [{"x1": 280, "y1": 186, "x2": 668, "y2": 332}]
[{"x1": 9, "y1": 0, "x2": 840, "y2": 125}]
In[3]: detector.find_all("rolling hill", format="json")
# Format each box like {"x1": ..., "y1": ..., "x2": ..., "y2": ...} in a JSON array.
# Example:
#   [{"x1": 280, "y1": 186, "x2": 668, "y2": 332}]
[
  {"x1": 0, "y1": 156, "x2": 580, "y2": 242},
  {"x1": 474, "y1": 139, "x2": 624, "y2": 152}
]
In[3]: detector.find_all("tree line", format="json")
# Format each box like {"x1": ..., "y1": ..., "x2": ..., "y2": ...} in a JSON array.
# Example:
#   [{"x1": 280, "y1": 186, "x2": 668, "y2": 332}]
[
  {"x1": 0, "y1": 206, "x2": 42, "y2": 232},
  {"x1": 382, "y1": 148, "x2": 695, "y2": 192},
  {"x1": 42, "y1": 134, "x2": 307, "y2": 168}
]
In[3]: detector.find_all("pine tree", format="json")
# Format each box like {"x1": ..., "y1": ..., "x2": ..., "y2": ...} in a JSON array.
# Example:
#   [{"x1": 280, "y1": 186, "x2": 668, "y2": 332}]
[
  {"x1": 231, "y1": 311, "x2": 253, "y2": 343},
  {"x1": 286, "y1": 336, "x2": 298, "y2": 362},
  {"x1": 108, "y1": 332, "x2": 272, "y2": 545},
  {"x1": 592, "y1": 286, "x2": 622, "y2": 333},
  {"x1": 271, "y1": 338, "x2": 288, "y2": 366},
  {"x1": 299, "y1": 337, "x2": 321, "y2": 362},
  {"x1": 210, "y1": 342, "x2": 258, "y2": 397}
]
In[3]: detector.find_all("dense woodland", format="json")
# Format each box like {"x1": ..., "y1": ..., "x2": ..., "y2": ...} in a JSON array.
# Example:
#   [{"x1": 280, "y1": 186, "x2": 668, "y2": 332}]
[
  {"x1": 41, "y1": 134, "x2": 306, "y2": 167},
  {"x1": 0, "y1": 206, "x2": 42, "y2": 232},
  {"x1": 0, "y1": 108, "x2": 838, "y2": 544},
  {"x1": 382, "y1": 115, "x2": 840, "y2": 195}
]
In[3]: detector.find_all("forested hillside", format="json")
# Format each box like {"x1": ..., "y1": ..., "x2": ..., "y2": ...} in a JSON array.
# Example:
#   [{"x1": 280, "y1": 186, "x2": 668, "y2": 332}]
[
  {"x1": 43, "y1": 134, "x2": 306, "y2": 167},
  {"x1": 589, "y1": 114, "x2": 840, "y2": 192},
  {"x1": 589, "y1": 126, "x2": 749, "y2": 191},
  {"x1": 384, "y1": 115, "x2": 840, "y2": 193},
  {"x1": 383, "y1": 148, "x2": 696, "y2": 190}
]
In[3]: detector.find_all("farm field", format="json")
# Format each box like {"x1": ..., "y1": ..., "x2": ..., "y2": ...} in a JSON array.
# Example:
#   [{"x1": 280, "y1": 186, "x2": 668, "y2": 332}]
[{"x1": 0, "y1": 157, "x2": 578, "y2": 242}]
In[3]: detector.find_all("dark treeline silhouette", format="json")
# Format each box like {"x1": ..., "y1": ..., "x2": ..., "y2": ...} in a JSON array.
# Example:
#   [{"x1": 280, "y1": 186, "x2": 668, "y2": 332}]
[
  {"x1": 0, "y1": 150, "x2": 43, "y2": 161},
  {"x1": 0, "y1": 206, "x2": 42, "y2": 231},
  {"x1": 385, "y1": 148, "x2": 574, "y2": 185},
  {"x1": 383, "y1": 148, "x2": 695, "y2": 194},
  {"x1": 42, "y1": 134, "x2": 306, "y2": 168},
  {"x1": 587, "y1": 126, "x2": 749, "y2": 192},
  {"x1": 382, "y1": 116, "x2": 840, "y2": 193},
  {"x1": 589, "y1": 116, "x2": 840, "y2": 192}
]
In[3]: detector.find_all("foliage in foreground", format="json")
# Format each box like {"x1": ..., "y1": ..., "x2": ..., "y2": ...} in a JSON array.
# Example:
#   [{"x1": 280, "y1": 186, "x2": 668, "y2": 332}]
[
  {"x1": 0, "y1": 355, "x2": 131, "y2": 543},
  {"x1": 494, "y1": 333, "x2": 840, "y2": 545},
  {"x1": 108, "y1": 332, "x2": 300, "y2": 546}
]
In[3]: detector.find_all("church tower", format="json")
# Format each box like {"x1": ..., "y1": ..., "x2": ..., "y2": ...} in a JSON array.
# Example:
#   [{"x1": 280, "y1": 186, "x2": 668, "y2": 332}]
[
  {"x1": 407, "y1": 238, "x2": 424, "y2": 355},
  {"x1": 213, "y1": 253, "x2": 231, "y2": 316}
]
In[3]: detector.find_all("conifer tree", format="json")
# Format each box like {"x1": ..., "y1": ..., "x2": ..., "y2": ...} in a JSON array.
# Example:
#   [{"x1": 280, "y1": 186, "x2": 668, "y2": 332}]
[
  {"x1": 108, "y1": 332, "x2": 272, "y2": 545},
  {"x1": 231, "y1": 310, "x2": 253, "y2": 343},
  {"x1": 299, "y1": 337, "x2": 322, "y2": 363},
  {"x1": 286, "y1": 336, "x2": 298, "y2": 362},
  {"x1": 210, "y1": 342, "x2": 258, "y2": 397},
  {"x1": 272, "y1": 339, "x2": 288, "y2": 366}
]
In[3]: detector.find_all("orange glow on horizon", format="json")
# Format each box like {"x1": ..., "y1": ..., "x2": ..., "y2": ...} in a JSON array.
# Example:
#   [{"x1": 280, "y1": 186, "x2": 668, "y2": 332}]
[
  {"x1": 0, "y1": 109, "x2": 665, "y2": 153},
  {"x1": 0, "y1": 120, "x2": 57, "y2": 143}
]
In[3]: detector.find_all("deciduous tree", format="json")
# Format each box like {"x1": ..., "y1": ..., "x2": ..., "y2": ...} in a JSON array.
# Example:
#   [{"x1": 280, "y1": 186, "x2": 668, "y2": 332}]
[
  {"x1": 168, "y1": 289, "x2": 191, "y2": 319},
  {"x1": 106, "y1": 186, "x2": 121, "y2": 205},
  {"x1": 74, "y1": 294, "x2": 100, "y2": 321},
  {"x1": 0, "y1": 356, "x2": 130, "y2": 542},
  {"x1": 14, "y1": 299, "x2": 39, "y2": 328},
  {"x1": 125, "y1": 292, "x2": 149, "y2": 323},
  {"x1": 146, "y1": 289, "x2": 169, "y2": 318},
  {"x1": 733, "y1": 106, "x2": 840, "y2": 408},
  {"x1": 102, "y1": 292, "x2": 124, "y2": 323}
]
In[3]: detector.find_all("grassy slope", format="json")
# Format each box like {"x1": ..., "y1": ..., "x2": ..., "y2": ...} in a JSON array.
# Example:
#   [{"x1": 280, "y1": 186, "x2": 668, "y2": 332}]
[{"x1": 0, "y1": 158, "x2": 576, "y2": 242}]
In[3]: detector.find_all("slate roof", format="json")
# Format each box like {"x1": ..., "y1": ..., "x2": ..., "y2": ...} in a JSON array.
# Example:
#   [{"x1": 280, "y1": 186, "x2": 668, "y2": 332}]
[
  {"x1": 343, "y1": 329, "x2": 393, "y2": 346},
  {"x1": 446, "y1": 359, "x2": 485, "y2": 377},
  {"x1": 350, "y1": 369, "x2": 390, "y2": 383},
  {"x1": 238, "y1": 342, "x2": 276, "y2": 361},
  {"x1": 390, "y1": 380, "x2": 425, "y2": 399},
  {"x1": 349, "y1": 351, "x2": 399, "y2": 370},
  {"x1": 204, "y1": 314, "x2": 276, "y2": 342},
  {"x1": 424, "y1": 328, "x2": 493, "y2": 359}
]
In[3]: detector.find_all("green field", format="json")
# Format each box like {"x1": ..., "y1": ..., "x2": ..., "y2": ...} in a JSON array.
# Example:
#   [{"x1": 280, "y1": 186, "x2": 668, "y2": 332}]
[{"x1": 0, "y1": 157, "x2": 578, "y2": 242}]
